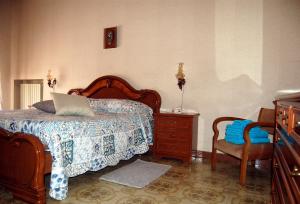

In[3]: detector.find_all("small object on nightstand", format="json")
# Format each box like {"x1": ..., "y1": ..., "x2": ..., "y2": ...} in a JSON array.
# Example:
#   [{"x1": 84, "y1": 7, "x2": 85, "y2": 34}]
[{"x1": 154, "y1": 111, "x2": 199, "y2": 163}]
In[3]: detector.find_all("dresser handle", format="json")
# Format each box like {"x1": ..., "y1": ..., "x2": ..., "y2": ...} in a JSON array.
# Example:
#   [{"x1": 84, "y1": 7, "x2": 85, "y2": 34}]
[
  {"x1": 290, "y1": 166, "x2": 300, "y2": 177},
  {"x1": 274, "y1": 163, "x2": 279, "y2": 168}
]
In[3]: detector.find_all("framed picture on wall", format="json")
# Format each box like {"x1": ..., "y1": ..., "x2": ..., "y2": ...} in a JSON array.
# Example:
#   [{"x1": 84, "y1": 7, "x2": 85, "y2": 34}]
[{"x1": 104, "y1": 27, "x2": 117, "y2": 49}]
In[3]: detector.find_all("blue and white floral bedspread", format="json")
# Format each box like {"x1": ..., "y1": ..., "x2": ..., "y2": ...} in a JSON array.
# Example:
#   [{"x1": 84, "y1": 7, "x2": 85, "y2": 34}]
[{"x1": 0, "y1": 108, "x2": 153, "y2": 200}]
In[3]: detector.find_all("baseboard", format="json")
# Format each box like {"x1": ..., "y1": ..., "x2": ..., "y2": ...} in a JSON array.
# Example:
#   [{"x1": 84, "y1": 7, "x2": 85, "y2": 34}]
[
  {"x1": 192, "y1": 150, "x2": 240, "y2": 165},
  {"x1": 192, "y1": 150, "x2": 271, "y2": 168}
]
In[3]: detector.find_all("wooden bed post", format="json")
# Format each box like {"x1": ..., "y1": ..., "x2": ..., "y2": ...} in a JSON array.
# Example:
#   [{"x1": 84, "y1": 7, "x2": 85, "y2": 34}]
[{"x1": 0, "y1": 129, "x2": 47, "y2": 204}]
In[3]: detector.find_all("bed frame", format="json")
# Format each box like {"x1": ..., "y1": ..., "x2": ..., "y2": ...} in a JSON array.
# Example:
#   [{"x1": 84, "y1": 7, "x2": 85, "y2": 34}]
[{"x1": 0, "y1": 75, "x2": 161, "y2": 204}]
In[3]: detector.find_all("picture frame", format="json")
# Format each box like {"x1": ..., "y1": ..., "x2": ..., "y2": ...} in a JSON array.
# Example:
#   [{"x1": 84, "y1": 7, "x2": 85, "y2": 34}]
[{"x1": 104, "y1": 27, "x2": 117, "y2": 49}]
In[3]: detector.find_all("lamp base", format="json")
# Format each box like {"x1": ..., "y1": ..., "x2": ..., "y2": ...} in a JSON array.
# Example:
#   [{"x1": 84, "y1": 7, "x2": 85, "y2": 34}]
[{"x1": 173, "y1": 107, "x2": 184, "y2": 113}]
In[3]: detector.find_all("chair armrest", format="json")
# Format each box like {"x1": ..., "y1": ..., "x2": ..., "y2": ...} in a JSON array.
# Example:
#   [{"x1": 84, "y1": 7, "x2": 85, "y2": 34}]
[
  {"x1": 212, "y1": 116, "x2": 244, "y2": 142},
  {"x1": 243, "y1": 122, "x2": 275, "y2": 144}
]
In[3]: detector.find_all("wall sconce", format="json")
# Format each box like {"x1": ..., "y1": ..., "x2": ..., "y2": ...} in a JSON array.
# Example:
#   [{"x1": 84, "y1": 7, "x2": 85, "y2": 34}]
[
  {"x1": 47, "y1": 69, "x2": 57, "y2": 90},
  {"x1": 175, "y1": 62, "x2": 186, "y2": 112},
  {"x1": 176, "y1": 62, "x2": 186, "y2": 90}
]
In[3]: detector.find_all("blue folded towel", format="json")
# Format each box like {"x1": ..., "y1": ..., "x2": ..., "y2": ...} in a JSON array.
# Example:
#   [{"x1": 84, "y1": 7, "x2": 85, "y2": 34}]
[
  {"x1": 226, "y1": 126, "x2": 268, "y2": 138},
  {"x1": 224, "y1": 119, "x2": 270, "y2": 144},
  {"x1": 251, "y1": 137, "x2": 270, "y2": 144},
  {"x1": 232, "y1": 119, "x2": 252, "y2": 127},
  {"x1": 225, "y1": 137, "x2": 270, "y2": 145}
]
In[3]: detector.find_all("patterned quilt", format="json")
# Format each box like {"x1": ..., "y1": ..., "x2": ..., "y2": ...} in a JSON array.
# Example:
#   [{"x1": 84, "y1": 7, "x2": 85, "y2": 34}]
[{"x1": 0, "y1": 108, "x2": 153, "y2": 200}]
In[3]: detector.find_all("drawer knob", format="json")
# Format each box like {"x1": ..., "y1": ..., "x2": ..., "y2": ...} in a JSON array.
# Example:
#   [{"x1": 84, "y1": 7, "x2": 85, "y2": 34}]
[
  {"x1": 274, "y1": 163, "x2": 279, "y2": 168},
  {"x1": 290, "y1": 165, "x2": 300, "y2": 177}
]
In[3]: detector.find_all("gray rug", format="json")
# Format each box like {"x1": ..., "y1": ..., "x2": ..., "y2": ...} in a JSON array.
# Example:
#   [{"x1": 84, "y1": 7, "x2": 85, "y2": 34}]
[{"x1": 99, "y1": 159, "x2": 171, "y2": 188}]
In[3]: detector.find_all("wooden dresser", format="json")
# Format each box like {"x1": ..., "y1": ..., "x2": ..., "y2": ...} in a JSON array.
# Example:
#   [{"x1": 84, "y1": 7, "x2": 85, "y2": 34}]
[
  {"x1": 154, "y1": 112, "x2": 199, "y2": 163},
  {"x1": 273, "y1": 93, "x2": 300, "y2": 204}
]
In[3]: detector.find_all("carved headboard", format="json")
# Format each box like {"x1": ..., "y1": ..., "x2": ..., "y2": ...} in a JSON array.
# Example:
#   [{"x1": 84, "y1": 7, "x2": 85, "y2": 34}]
[{"x1": 68, "y1": 75, "x2": 161, "y2": 114}]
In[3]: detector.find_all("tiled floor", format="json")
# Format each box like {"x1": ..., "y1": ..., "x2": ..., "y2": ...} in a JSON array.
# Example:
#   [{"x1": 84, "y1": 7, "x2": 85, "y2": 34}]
[{"x1": 0, "y1": 156, "x2": 271, "y2": 204}]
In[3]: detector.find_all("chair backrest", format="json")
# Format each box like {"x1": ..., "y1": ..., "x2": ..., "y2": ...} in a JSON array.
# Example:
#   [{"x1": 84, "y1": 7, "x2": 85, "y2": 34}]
[{"x1": 257, "y1": 108, "x2": 275, "y2": 134}]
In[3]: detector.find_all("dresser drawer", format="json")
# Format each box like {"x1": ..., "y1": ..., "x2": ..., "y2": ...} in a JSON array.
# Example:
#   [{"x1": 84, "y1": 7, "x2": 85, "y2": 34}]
[
  {"x1": 157, "y1": 116, "x2": 192, "y2": 129},
  {"x1": 273, "y1": 95, "x2": 300, "y2": 204},
  {"x1": 274, "y1": 147, "x2": 298, "y2": 204},
  {"x1": 273, "y1": 158, "x2": 289, "y2": 204},
  {"x1": 275, "y1": 132, "x2": 300, "y2": 203}
]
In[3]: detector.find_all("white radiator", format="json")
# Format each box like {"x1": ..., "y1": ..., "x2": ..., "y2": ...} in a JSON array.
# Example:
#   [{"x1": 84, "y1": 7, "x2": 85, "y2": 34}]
[{"x1": 20, "y1": 84, "x2": 41, "y2": 109}]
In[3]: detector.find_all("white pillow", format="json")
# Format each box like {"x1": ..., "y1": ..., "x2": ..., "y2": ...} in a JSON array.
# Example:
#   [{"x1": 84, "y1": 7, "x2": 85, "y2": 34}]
[{"x1": 51, "y1": 92, "x2": 95, "y2": 117}]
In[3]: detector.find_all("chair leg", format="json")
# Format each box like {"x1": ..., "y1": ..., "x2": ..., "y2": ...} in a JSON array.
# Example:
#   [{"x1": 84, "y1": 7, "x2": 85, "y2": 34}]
[
  {"x1": 240, "y1": 158, "x2": 248, "y2": 185},
  {"x1": 211, "y1": 147, "x2": 217, "y2": 171}
]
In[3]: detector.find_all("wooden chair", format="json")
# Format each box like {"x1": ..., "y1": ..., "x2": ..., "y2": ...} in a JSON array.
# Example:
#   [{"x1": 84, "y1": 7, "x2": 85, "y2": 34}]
[{"x1": 211, "y1": 108, "x2": 275, "y2": 185}]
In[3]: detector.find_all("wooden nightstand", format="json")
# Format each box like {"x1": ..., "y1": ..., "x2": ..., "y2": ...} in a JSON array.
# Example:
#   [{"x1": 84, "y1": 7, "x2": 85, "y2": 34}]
[{"x1": 154, "y1": 112, "x2": 199, "y2": 163}]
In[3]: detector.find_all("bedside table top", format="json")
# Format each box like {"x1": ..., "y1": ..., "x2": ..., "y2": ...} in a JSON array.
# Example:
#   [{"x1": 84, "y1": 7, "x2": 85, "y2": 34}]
[{"x1": 159, "y1": 111, "x2": 200, "y2": 117}]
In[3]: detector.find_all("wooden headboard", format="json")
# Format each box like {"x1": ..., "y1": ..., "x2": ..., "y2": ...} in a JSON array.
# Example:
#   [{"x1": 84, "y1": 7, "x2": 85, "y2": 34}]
[{"x1": 68, "y1": 75, "x2": 161, "y2": 114}]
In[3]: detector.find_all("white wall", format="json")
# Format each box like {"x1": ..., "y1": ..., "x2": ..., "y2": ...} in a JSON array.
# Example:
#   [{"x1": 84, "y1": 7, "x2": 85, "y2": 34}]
[
  {"x1": 0, "y1": 0, "x2": 12, "y2": 109},
  {"x1": 7, "y1": 0, "x2": 300, "y2": 151}
]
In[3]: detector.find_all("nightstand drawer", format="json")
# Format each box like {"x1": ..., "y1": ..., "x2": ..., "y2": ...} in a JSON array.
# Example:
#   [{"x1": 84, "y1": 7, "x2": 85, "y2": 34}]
[
  {"x1": 156, "y1": 142, "x2": 189, "y2": 154},
  {"x1": 156, "y1": 137, "x2": 189, "y2": 144},
  {"x1": 156, "y1": 130, "x2": 190, "y2": 141},
  {"x1": 157, "y1": 117, "x2": 191, "y2": 129}
]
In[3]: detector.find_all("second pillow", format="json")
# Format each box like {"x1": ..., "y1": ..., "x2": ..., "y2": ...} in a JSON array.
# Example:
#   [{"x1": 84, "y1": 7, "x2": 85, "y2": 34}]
[{"x1": 51, "y1": 92, "x2": 95, "y2": 117}]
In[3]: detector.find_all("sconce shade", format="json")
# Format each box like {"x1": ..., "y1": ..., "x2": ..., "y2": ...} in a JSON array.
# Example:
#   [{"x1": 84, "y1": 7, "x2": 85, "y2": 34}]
[
  {"x1": 176, "y1": 63, "x2": 186, "y2": 90},
  {"x1": 46, "y1": 70, "x2": 56, "y2": 89}
]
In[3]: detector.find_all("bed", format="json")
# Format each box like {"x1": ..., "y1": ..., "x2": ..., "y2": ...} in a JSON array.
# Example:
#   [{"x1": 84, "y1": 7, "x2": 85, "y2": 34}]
[{"x1": 0, "y1": 75, "x2": 161, "y2": 204}]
